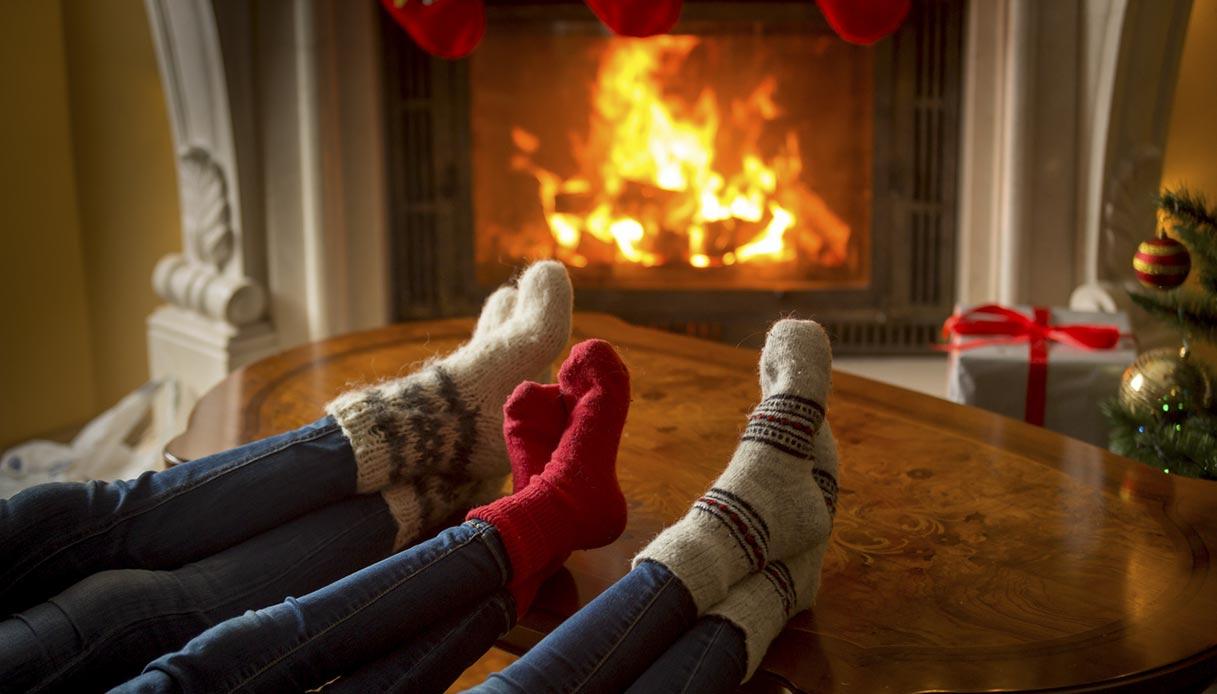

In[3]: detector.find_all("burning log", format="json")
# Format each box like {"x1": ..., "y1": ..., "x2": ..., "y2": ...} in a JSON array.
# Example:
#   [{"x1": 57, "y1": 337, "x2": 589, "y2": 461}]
[{"x1": 554, "y1": 190, "x2": 596, "y2": 216}]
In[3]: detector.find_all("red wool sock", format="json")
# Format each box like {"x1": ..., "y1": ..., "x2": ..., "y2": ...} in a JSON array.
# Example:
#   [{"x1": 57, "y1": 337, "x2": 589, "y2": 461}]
[
  {"x1": 503, "y1": 382, "x2": 566, "y2": 493},
  {"x1": 469, "y1": 339, "x2": 631, "y2": 616},
  {"x1": 380, "y1": 0, "x2": 486, "y2": 59},
  {"x1": 498, "y1": 381, "x2": 569, "y2": 615},
  {"x1": 584, "y1": 0, "x2": 683, "y2": 37},
  {"x1": 816, "y1": 0, "x2": 911, "y2": 45}
]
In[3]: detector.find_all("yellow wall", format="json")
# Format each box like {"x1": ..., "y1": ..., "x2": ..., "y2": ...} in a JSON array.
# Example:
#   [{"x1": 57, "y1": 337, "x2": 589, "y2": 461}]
[
  {"x1": 0, "y1": 1, "x2": 98, "y2": 449},
  {"x1": 1162, "y1": 0, "x2": 1217, "y2": 196},
  {"x1": 0, "y1": 0, "x2": 179, "y2": 449},
  {"x1": 63, "y1": 0, "x2": 180, "y2": 409}
]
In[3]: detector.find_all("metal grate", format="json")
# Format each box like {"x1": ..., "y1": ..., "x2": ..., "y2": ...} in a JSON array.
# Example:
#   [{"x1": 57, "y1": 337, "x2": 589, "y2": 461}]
[
  {"x1": 379, "y1": 0, "x2": 964, "y2": 354},
  {"x1": 906, "y1": 0, "x2": 958, "y2": 308}
]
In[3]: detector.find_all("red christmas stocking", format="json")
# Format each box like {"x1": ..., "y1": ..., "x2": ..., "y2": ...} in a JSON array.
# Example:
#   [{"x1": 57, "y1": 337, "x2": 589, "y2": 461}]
[
  {"x1": 380, "y1": 0, "x2": 485, "y2": 59},
  {"x1": 816, "y1": 0, "x2": 911, "y2": 45},
  {"x1": 584, "y1": 0, "x2": 683, "y2": 37}
]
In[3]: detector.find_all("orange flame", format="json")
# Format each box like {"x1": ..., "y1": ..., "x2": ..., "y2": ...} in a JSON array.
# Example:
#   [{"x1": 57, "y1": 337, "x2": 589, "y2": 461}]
[{"x1": 512, "y1": 36, "x2": 851, "y2": 270}]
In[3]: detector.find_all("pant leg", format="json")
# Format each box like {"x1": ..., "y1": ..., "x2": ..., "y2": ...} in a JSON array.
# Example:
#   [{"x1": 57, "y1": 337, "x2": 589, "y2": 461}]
[
  {"x1": 624, "y1": 616, "x2": 747, "y2": 694},
  {"x1": 0, "y1": 493, "x2": 397, "y2": 694},
  {"x1": 115, "y1": 520, "x2": 511, "y2": 694},
  {"x1": 0, "y1": 417, "x2": 357, "y2": 614},
  {"x1": 469, "y1": 560, "x2": 697, "y2": 694},
  {"x1": 325, "y1": 591, "x2": 515, "y2": 694}
]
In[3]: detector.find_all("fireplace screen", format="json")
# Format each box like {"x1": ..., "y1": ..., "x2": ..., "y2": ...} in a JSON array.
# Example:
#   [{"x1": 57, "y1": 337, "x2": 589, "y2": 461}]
[{"x1": 471, "y1": 30, "x2": 873, "y2": 291}]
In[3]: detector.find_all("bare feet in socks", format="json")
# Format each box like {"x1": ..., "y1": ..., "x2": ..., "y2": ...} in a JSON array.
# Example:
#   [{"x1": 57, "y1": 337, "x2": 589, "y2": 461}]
[
  {"x1": 633, "y1": 319, "x2": 834, "y2": 612},
  {"x1": 468, "y1": 339, "x2": 631, "y2": 615}
]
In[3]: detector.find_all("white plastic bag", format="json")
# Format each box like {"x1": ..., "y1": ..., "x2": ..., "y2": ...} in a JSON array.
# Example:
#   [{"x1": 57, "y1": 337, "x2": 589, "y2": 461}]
[{"x1": 1, "y1": 380, "x2": 166, "y2": 499}]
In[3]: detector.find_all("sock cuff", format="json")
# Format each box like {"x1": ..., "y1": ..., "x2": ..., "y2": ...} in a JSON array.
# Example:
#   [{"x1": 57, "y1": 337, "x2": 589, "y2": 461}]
[
  {"x1": 706, "y1": 569, "x2": 792, "y2": 680},
  {"x1": 328, "y1": 387, "x2": 396, "y2": 492},
  {"x1": 467, "y1": 478, "x2": 576, "y2": 584},
  {"x1": 707, "y1": 541, "x2": 829, "y2": 679},
  {"x1": 326, "y1": 365, "x2": 481, "y2": 493},
  {"x1": 380, "y1": 484, "x2": 425, "y2": 552}
]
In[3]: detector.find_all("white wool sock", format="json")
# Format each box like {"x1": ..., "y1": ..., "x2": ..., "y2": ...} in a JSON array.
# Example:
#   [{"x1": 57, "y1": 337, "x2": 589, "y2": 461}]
[
  {"x1": 328, "y1": 261, "x2": 572, "y2": 493},
  {"x1": 633, "y1": 319, "x2": 833, "y2": 612},
  {"x1": 707, "y1": 424, "x2": 840, "y2": 680}
]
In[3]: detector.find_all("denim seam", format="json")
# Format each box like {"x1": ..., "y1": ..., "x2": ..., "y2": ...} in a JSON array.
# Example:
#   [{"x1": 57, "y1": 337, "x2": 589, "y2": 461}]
[
  {"x1": 230, "y1": 527, "x2": 488, "y2": 691},
  {"x1": 9, "y1": 421, "x2": 343, "y2": 587},
  {"x1": 572, "y1": 573, "x2": 683, "y2": 693},
  {"x1": 678, "y1": 620, "x2": 725, "y2": 694},
  {"x1": 386, "y1": 597, "x2": 504, "y2": 691}
]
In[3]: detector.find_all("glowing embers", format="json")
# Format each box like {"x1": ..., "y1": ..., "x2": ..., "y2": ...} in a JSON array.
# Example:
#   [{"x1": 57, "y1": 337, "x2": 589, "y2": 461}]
[{"x1": 510, "y1": 36, "x2": 851, "y2": 272}]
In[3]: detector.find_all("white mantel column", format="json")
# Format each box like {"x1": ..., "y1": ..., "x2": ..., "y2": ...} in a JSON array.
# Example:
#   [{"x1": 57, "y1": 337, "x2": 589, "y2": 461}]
[
  {"x1": 144, "y1": 0, "x2": 391, "y2": 440},
  {"x1": 145, "y1": 0, "x2": 279, "y2": 436}
]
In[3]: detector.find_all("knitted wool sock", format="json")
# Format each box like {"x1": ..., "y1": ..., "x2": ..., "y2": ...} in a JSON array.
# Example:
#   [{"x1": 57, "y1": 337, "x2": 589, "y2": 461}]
[
  {"x1": 706, "y1": 424, "x2": 840, "y2": 679},
  {"x1": 468, "y1": 339, "x2": 631, "y2": 614},
  {"x1": 327, "y1": 261, "x2": 572, "y2": 494},
  {"x1": 499, "y1": 381, "x2": 571, "y2": 615},
  {"x1": 633, "y1": 319, "x2": 833, "y2": 612}
]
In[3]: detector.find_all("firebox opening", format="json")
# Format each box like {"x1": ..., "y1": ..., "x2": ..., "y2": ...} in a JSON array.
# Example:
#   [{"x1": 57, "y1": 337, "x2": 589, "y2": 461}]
[{"x1": 471, "y1": 28, "x2": 874, "y2": 292}]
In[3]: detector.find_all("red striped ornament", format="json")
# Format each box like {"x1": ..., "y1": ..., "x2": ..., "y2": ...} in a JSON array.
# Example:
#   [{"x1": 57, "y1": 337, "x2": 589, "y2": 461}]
[{"x1": 1133, "y1": 236, "x2": 1191, "y2": 289}]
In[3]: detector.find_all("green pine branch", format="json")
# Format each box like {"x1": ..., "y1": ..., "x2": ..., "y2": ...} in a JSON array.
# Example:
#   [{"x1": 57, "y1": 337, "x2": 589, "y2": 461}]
[
  {"x1": 1129, "y1": 287, "x2": 1217, "y2": 342},
  {"x1": 1102, "y1": 399, "x2": 1217, "y2": 478},
  {"x1": 1160, "y1": 187, "x2": 1217, "y2": 234},
  {"x1": 1160, "y1": 187, "x2": 1217, "y2": 270}
]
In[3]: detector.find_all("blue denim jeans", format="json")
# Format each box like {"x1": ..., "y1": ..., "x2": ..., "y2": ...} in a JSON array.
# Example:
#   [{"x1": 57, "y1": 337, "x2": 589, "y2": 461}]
[
  {"x1": 0, "y1": 418, "x2": 399, "y2": 693},
  {"x1": 325, "y1": 592, "x2": 514, "y2": 693},
  {"x1": 0, "y1": 417, "x2": 357, "y2": 614},
  {"x1": 470, "y1": 560, "x2": 745, "y2": 694},
  {"x1": 116, "y1": 520, "x2": 515, "y2": 694}
]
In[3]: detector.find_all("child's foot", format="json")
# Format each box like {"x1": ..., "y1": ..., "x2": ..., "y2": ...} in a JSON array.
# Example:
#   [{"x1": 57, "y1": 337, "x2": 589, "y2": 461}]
[
  {"x1": 327, "y1": 261, "x2": 572, "y2": 492},
  {"x1": 633, "y1": 319, "x2": 833, "y2": 612},
  {"x1": 468, "y1": 339, "x2": 631, "y2": 614}
]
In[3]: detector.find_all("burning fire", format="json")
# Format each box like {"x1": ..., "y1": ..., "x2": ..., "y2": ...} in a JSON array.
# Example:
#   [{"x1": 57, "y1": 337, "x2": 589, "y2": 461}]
[{"x1": 511, "y1": 36, "x2": 852, "y2": 271}]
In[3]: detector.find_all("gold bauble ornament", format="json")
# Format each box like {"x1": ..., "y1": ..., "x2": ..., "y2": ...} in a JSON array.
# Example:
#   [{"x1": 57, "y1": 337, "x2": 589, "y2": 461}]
[{"x1": 1119, "y1": 347, "x2": 1213, "y2": 421}]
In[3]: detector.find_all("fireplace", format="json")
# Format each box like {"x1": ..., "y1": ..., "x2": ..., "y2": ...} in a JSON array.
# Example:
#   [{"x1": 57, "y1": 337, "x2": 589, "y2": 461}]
[{"x1": 381, "y1": 0, "x2": 963, "y2": 352}]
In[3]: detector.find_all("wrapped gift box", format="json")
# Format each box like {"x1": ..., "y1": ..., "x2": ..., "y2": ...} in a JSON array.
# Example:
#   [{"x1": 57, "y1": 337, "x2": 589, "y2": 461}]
[{"x1": 945, "y1": 305, "x2": 1137, "y2": 447}]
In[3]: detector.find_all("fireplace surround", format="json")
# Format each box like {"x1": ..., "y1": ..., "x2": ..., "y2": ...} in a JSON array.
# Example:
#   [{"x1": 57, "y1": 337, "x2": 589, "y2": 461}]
[
  {"x1": 381, "y1": 0, "x2": 964, "y2": 352},
  {"x1": 141, "y1": 0, "x2": 1193, "y2": 438}
]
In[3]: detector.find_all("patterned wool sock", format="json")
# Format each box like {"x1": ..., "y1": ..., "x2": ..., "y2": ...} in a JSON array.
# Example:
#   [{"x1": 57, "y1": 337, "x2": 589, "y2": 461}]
[
  {"x1": 327, "y1": 261, "x2": 572, "y2": 494},
  {"x1": 633, "y1": 319, "x2": 833, "y2": 612},
  {"x1": 706, "y1": 423, "x2": 840, "y2": 680},
  {"x1": 468, "y1": 339, "x2": 631, "y2": 614}
]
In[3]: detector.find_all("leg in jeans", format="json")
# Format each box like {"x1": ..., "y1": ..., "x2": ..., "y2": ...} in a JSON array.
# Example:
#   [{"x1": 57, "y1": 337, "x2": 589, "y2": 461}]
[
  {"x1": 0, "y1": 493, "x2": 398, "y2": 694},
  {"x1": 469, "y1": 560, "x2": 697, "y2": 694},
  {"x1": 326, "y1": 591, "x2": 515, "y2": 694},
  {"x1": 115, "y1": 519, "x2": 511, "y2": 694},
  {"x1": 0, "y1": 260, "x2": 577, "y2": 617},
  {"x1": 624, "y1": 616, "x2": 748, "y2": 694},
  {"x1": 0, "y1": 417, "x2": 357, "y2": 614}
]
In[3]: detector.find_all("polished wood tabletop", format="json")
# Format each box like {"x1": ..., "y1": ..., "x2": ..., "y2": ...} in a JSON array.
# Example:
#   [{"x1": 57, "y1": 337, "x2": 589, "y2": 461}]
[{"x1": 168, "y1": 313, "x2": 1217, "y2": 693}]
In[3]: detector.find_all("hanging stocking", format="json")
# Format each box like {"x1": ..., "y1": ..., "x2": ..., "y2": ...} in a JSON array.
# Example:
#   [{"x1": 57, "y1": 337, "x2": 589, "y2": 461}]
[
  {"x1": 816, "y1": 0, "x2": 911, "y2": 45},
  {"x1": 584, "y1": 0, "x2": 683, "y2": 37},
  {"x1": 380, "y1": 0, "x2": 485, "y2": 59}
]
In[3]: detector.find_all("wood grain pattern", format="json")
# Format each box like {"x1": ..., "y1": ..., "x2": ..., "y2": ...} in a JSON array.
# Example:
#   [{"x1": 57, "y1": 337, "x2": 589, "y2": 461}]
[{"x1": 167, "y1": 314, "x2": 1217, "y2": 693}]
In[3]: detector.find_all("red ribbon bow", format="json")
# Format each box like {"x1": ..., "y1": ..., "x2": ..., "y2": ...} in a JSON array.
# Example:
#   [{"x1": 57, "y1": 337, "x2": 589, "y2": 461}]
[{"x1": 940, "y1": 304, "x2": 1124, "y2": 426}]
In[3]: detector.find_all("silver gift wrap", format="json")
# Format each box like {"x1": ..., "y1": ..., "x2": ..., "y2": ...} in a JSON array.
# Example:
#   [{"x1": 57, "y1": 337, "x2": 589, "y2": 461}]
[{"x1": 945, "y1": 306, "x2": 1137, "y2": 448}]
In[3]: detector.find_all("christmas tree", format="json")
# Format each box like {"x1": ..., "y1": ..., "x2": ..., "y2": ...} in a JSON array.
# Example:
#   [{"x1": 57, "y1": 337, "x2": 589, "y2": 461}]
[{"x1": 1102, "y1": 187, "x2": 1217, "y2": 477}]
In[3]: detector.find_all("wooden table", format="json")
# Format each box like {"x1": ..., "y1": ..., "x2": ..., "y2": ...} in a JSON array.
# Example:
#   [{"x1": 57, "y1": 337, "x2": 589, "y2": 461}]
[{"x1": 168, "y1": 314, "x2": 1217, "y2": 692}]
